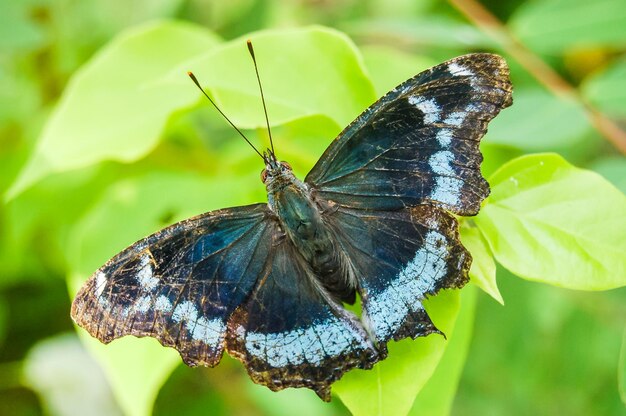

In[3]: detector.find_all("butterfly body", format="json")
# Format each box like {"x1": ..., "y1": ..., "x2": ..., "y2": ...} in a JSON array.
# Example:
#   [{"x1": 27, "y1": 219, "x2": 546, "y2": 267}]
[
  {"x1": 265, "y1": 157, "x2": 356, "y2": 304},
  {"x1": 72, "y1": 53, "x2": 513, "y2": 400}
]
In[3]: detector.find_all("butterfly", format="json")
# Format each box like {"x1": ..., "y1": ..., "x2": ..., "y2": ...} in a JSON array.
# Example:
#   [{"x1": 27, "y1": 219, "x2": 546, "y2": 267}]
[{"x1": 71, "y1": 48, "x2": 512, "y2": 401}]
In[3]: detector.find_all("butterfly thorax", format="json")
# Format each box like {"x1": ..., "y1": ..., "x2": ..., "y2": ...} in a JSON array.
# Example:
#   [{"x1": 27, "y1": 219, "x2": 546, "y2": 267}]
[{"x1": 264, "y1": 164, "x2": 356, "y2": 304}]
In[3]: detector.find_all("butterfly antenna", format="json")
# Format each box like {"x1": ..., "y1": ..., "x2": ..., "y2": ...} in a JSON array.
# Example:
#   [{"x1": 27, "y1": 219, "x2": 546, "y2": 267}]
[
  {"x1": 187, "y1": 71, "x2": 266, "y2": 163},
  {"x1": 246, "y1": 40, "x2": 276, "y2": 158}
]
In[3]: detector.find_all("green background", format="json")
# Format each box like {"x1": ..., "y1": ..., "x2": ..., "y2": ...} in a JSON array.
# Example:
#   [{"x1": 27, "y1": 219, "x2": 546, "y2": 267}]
[{"x1": 1, "y1": 0, "x2": 625, "y2": 415}]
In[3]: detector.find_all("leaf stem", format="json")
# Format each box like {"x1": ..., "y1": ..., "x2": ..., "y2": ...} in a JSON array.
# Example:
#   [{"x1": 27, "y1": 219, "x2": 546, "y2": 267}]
[{"x1": 448, "y1": 0, "x2": 626, "y2": 154}]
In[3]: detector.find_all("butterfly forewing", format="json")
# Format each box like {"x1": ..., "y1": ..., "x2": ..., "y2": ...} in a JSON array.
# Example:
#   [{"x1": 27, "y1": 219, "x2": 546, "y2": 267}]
[
  {"x1": 71, "y1": 204, "x2": 272, "y2": 367},
  {"x1": 306, "y1": 53, "x2": 513, "y2": 215}
]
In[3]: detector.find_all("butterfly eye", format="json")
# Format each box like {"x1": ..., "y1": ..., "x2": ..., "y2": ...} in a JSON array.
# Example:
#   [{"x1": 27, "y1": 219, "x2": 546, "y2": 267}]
[
  {"x1": 280, "y1": 161, "x2": 292, "y2": 171},
  {"x1": 260, "y1": 169, "x2": 268, "y2": 183}
]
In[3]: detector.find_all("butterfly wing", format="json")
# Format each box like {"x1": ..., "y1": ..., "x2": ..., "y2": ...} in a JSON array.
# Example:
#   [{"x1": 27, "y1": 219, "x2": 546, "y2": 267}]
[
  {"x1": 306, "y1": 53, "x2": 512, "y2": 215},
  {"x1": 326, "y1": 205, "x2": 469, "y2": 344},
  {"x1": 71, "y1": 202, "x2": 379, "y2": 399},
  {"x1": 306, "y1": 53, "x2": 512, "y2": 345},
  {"x1": 72, "y1": 53, "x2": 512, "y2": 399},
  {"x1": 71, "y1": 203, "x2": 273, "y2": 367},
  {"x1": 226, "y1": 238, "x2": 379, "y2": 401}
]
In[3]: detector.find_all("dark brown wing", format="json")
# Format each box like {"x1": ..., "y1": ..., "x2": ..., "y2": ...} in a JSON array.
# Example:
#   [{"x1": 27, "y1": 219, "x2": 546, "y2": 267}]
[
  {"x1": 71, "y1": 202, "x2": 380, "y2": 400},
  {"x1": 306, "y1": 53, "x2": 512, "y2": 215},
  {"x1": 226, "y1": 237, "x2": 380, "y2": 401},
  {"x1": 326, "y1": 205, "x2": 470, "y2": 344},
  {"x1": 71, "y1": 203, "x2": 272, "y2": 367}
]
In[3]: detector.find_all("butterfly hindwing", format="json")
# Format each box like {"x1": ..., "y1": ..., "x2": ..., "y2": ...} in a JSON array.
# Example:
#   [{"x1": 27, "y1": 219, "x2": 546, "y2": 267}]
[
  {"x1": 326, "y1": 205, "x2": 470, "y2": 344},
  {"x1": 71, "y1": 202, "x2": 380, "y2": 399},
  {"x1": 71, "y1": 203, "x2": 273, "y2": 367},
  {"x1": 306, "y1": 53, "x2": 512, "y2": 215},
  {"x1": 226, "y1": 238, "x2": 379, "y2": 400}
]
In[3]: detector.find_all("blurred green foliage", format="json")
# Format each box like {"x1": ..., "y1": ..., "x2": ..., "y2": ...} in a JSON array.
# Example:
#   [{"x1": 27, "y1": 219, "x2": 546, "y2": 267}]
[{"x1": 1, "y1": 0, "x2": 625, "y2": 415}]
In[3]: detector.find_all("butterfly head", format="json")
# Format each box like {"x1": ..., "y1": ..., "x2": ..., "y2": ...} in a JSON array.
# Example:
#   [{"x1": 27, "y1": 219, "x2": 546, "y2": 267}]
[{"x1": 260, "y1": 149, "x2": 292, "y2": 185}]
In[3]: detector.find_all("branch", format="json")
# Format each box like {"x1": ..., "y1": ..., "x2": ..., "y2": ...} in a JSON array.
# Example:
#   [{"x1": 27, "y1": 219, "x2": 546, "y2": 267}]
[{"x1": 449, "y1": 0, "x2": 626, "y2": 154}]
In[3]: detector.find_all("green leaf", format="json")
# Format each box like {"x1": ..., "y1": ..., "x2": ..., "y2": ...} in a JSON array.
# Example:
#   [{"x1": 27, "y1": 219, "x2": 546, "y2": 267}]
[
  {"x1": 269, "y1": 115, "x2": 344, "y2": 178},
  {"x1": 181, "y1": 26, "x2": 375, "y2": 129},
  {"x1": 246, "y1": 382, "x2": 336, "y2": 416},
  {"x1": 460, "y1": 225, "x2": 503, "y2": 305},
  {"x1": 85, "y1": 0, "x2": 185, "y2": 31},
  {"x1": 23, "y1": 334, "x2": 123, "y2": 416},
  {"x1": 485, "y1": 89, "x2": 592, "y2": 151},
  {"x1": 590, "y1": 156, "x2": 626, "y2": 195},
  {"x1": 455, "y1": 265, "x2": 625, "y2": 414},
  {"x1": 344, "y1": 17, "x2": 499, "y2": 49},
  {"x1": 334, "y1": 290, "x2": 461, "y2": 416},
  {"x1": 365, "y1": 0, "x2": 436, "y2": 19},
  {"x1": 475, "y1": 153, "x2": 626, "y2": 290},
  {"x1": 510, "y1": 0, "x2": 626, "y2": 54},
  {"x1": 361, "y1": 45, "x2": 436, "y2": 96},
  {"x1": 0, "y1": 295, "x2": 6, "y2": 348},
  {"x1": 74, "y1": 331, "x2": 179, "y2": 416},
  {"x1": 582, "y1": 57, "x2": 626, "y2": 119},
  {"x1": 479, "y1": 143, "x2": 524, "y2": 179},
  {"x1": 0, "y1": 1, "x2": 45, "y2": 52},
  {"x1": 8, "y1": 24, "x2": 375, "y2": 199},
  {"x1": 153, "y1": 365, "x2": 229, "y2": 416},
  {"x1": 408, "y1": 286, "x2": 477, "y2": 416},
  {"x1": 617, "y1": 328, "x2": 626, "y2": 404},
  {"x1": 7, "y1": 21, "x2": 222, "y2": 199},
  {"x1": 68, "y1": 171, "x2": 257, "y2": 416},
  {"x1": 0, "y1": 164, "x2": 119, "y2": 284}
]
